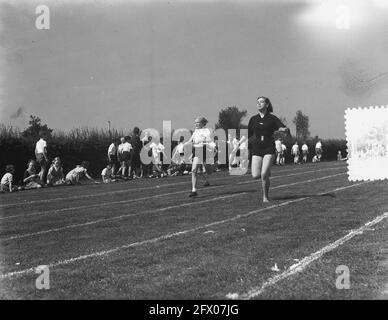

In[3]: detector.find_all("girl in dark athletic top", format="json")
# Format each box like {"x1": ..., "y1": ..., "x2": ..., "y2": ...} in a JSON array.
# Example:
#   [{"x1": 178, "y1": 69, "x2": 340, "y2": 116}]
[{"x1": 248, "y1": 96, "x2": 290, "y2": 203}]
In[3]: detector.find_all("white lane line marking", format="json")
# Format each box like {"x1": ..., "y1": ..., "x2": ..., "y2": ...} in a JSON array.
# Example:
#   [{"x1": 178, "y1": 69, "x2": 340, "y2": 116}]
[
  {"x1": 1, "y1": 173, "x2": 345, "y2": 241},
  {"x1": 0, "y1": 167, "x2": 345, "y2": 221},
  {"x1": 227, "y1": 211, "x2": 387, "y2": 300},
  {"x1": 0, "y1": 164, "x2": 345, "y2": 209},
  {"x1": 0, "y1": 181, "x2": 368, "y2": 279},
  {"x1": 1, "y1": 193, "x2": 246, "y2": 242}
]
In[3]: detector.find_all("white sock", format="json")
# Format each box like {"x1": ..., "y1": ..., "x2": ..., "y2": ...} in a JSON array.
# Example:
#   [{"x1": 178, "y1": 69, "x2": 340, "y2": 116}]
[{"x1": 192, "y1": 188, "x2": 196, "y2": 192}]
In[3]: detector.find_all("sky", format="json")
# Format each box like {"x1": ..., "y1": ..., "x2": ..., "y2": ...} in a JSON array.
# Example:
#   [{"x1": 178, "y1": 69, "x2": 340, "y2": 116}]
[{"x1": 1, "y1": 0, "x2": 388, "y2": 138}]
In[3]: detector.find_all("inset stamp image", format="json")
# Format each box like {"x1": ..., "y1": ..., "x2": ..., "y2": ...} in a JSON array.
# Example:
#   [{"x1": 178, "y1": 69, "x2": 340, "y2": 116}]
[{"x1": 345, "y1": 106, "x2": 388, "y2": 181}]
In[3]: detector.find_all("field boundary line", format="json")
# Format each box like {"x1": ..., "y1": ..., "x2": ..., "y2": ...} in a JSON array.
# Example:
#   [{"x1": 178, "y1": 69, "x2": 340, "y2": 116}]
[
  {"x1": 0, "y1": 168, "x2": 345, "y2": 221},
  {"x1": 0, "y1": 164, "x2": 345, "y2": 209},
  {"x1": 226, "y1": 211, "x2": 388, "y2": 300},
  {"x1": 0, "y1": 173, "x2": 345, "y2": 239},
  {"x1": 0, "y1": 180, "x2": 369, "y2": 279},
  {"x1": 0, "y1": 193, "x2": 247, "y2": 241}
]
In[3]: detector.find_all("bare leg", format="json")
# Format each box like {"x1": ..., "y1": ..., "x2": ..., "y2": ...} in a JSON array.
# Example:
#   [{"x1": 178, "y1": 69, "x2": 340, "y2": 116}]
[
  {"x1": 191, "y1": 157, "x2": 201, "y2": 192},
  {"x1": 261, "y1": 154, "x2": 275, "y2": 202}
]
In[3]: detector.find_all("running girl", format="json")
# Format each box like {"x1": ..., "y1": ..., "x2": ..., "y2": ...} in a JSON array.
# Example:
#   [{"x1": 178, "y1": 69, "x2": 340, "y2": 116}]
[
  {"x1": 248, "y1": 96, "x2": 290, "y2": 203},
  {"x1": 185, "y1": 116, "x2": 213, "y2": 197}
]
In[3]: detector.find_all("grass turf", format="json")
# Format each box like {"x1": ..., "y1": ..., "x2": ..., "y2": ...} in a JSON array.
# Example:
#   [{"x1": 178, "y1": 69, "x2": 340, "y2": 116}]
[{"x1": 0, "y1": 161, "x2": 386, "y2": 299}]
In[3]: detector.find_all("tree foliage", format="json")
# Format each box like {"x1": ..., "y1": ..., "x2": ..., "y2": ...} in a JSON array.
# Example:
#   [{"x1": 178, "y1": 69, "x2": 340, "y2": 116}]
[
  {"x1": 293, "y1": 110, "x2": 310, "y2": 141},
  {"x1": 215, "y1": 106, "x2": 247, "y2": 131},
  {"x1": 21, "y1": 115, "x2": 53, "y2": 140}
]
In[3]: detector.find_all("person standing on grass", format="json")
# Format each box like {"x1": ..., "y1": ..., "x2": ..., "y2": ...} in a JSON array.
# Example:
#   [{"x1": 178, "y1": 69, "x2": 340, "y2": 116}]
[
  {"x1": 35, "y1": 131, "x2": 49, "y2": 184},
  {"x1": 275, "y1": 138, "x2": 282, "y2": 165},
  {"x1": 315, "y1": 140, "x2": 323, "y2": 162},
  {"x1": 301, "y1": 142, "x2": 309, "y2": 163},
  {"x1": 130, "y1": 127, "x2": 142, "y2": 178},
  {"x1": 148, "y1": 139, "x2": 167, "y2": 178},
  {"x1": 121, "y1": 136, "x2": 132, "y2": 179},
  {"x1": 116, "y1": 137, "x2": 125, "y2": 177},
  {"x1": 107, "y1": 138, "x2": 119, "y2": 177},
  {"x1": 185, "y1": 116, "x2": 213, "y2": 197},
  {"x1": 281, "y1": 142, "x2": 287, "y2": 165},
  {"x1": 238, "y1": 135, "x2": 249, "y2": 170},
  {"x1": 291, "y1": 141, "x2": 300, "y2": 164},
  {"x1": 248, "y1": 96, "x2": 290, "y2": 203}
]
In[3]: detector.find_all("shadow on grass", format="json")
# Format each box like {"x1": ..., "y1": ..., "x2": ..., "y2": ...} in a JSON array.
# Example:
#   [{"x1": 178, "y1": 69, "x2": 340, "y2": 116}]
[{"x1": 271, "y1": 193, "x2": 336, "y2": 200}]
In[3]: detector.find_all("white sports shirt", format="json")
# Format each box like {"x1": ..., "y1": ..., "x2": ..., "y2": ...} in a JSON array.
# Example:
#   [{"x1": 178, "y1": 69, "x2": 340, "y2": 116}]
[{"x1": 35, "y1": 138, "x2": 47, "y2": 154}]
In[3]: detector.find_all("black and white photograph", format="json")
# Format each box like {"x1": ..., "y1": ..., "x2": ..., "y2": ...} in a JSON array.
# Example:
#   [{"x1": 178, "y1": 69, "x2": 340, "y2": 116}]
[{"x1": 0, "y1": 0, "x2": 388, "y2": 306}]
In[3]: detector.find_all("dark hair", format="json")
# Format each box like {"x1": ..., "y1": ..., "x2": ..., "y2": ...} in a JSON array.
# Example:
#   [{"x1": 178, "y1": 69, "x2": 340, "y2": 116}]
[
  {"x1": 124, "y1": 135, "x2": 131, "y2": 142},
  {"x1": 257, "y1": 96, "x2": 273, "y2": 113},
  {"x1": 27, "y1": 159, "x2": 37, "y2": 167},
  {"x1": 133, "y1": 127, "x2": 140, "y2": 135},
  {"x1": 179, "y1": 136, "x2": 185, "y2": 143},
  {"x1": 5, "y1": 164, "x2": 15, "y2": 173},
  {"x1": 81, "y1": 161, "x2": 89, "y2": 168}
]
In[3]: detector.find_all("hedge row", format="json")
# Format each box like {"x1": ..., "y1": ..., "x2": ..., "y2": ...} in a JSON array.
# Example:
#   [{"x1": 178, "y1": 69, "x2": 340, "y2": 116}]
[{"x1": 0, "y1": 135, "x2": 347, "y2": 183}]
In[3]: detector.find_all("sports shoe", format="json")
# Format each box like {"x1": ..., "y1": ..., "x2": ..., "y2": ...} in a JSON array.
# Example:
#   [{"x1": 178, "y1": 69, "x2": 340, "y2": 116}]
[{"x1": 189, "y1": 191, "x2": 198, "y2": 197}]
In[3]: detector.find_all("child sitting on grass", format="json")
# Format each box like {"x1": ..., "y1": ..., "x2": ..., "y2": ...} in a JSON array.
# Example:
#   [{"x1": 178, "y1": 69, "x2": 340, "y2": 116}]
[
  {"x1": 101, "y1": 163, "x2": 116, "y2": 183},
  {"x1": 65, "y1": 161, "x2": 100, "y2": 185},
  {"x1": 23, "y1": 160, "x2": 43, "y2": 190},
  {"x1": 1, "y1": 165, "x2": 20, "y2": 192},
  {"x1": 47, "y1": 157, "x2": 65, "y2": 186}
]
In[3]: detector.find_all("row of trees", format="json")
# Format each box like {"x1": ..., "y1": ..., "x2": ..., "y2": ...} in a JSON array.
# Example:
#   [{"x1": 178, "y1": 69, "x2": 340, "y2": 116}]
[
  {"x1": 17, "y1": 106, "x2": 311, "y2": 142},
  {"x1": 215, "y1": 106, "x2": 311, "y2": 141}
]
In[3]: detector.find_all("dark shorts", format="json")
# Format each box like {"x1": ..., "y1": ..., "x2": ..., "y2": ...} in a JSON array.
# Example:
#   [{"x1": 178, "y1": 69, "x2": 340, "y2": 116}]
[
  {"x1": 192, "y1": 146, "x2": 208, "y2": 163},
  {"x1": 251, "y1": 143, "x2": 276, "y2": 157},
  {"x1": 131, "y1": 152, "x2": 141, "y2": 168},
  {"x1": 315, "y1": 148, "x2": 322, "y2": 155},
  {"x1": 121, "y1": 151, "x2": 131, "y2": 162},
  {"x1": 108, "y1": 154, "x2": 118, "y2": 165},
  {"x1": 36, "y1": 153, "x2": 47, "y2": 168}
]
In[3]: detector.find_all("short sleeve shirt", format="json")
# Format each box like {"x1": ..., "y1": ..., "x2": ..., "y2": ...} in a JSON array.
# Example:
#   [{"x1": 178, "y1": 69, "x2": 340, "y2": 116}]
[
  {"x1": 68, "y1": 167, "x2": 87, "y2": 178},
  {"x1": 122, "y1": 142, "x2": 132, "y2": 152},
  {"x1": 192, "y1": 128, "x2": 212, "y2": 146},
  {"x1": 1, "y1": 173, "x2": 13, "y2": 185},
  {"x1": 101, "y1": 167, "x2": 112, "y2": 177},
  {"x1": 35, "y1": 138, "x2": 47, "y2": 154},
  {"x1": 108, "y1": 143, "x2": 117, "y2": 155},
  {"x1": 292, "y1": 144, "x2": 299, "y2": 154}
]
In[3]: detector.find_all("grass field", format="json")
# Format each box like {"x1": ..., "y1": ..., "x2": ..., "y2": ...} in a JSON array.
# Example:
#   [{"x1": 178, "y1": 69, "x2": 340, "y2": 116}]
[{"x1": 0, "y1": 160, "x2": 387, "y2": 299}]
